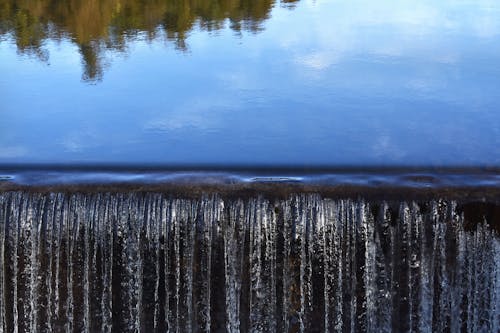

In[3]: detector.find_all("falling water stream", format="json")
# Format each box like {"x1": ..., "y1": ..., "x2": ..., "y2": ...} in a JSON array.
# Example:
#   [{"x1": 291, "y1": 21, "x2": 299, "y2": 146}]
[{"x1": 0, "y1": 190, "x2": 498, "y2": 332}]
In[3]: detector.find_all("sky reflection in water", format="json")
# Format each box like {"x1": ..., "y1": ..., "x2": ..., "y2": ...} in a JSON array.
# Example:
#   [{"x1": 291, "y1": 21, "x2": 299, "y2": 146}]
[{"x1": 0, "y1": 0, "x2": 499, "y2": 167}]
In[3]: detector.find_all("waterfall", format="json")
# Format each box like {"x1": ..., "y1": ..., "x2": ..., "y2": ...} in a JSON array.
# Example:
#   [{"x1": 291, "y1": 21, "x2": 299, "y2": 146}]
[{"x1": 0, "y1": 191, "x2": 498, "y2": 332}]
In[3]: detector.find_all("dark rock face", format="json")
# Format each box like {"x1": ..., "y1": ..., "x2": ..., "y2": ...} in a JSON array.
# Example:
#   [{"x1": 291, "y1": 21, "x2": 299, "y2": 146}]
[{"x1": 0, "y1": 191, "x2": 498, "y2": 332}]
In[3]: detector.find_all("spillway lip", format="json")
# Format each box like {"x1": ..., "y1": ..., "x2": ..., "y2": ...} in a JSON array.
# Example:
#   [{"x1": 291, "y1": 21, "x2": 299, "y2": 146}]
[
  {"x1": 0, "y1": 165, "x2": 499, "y2": 202},
  {"x1": 0, "y1": 175, "x2": 12, "y2": 181}
]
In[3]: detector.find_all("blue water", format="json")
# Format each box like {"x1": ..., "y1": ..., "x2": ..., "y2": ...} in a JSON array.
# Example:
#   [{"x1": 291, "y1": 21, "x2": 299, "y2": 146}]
[{"x1": 1, "y1": 0, "x2": 499, "y2": 168}]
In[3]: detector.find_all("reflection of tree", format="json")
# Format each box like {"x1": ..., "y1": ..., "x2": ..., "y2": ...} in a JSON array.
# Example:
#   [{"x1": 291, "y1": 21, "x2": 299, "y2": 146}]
[
  {"x1": 0, "y1": 0, "x2": 294, "y2": 81},
  {"x1": 280, "y1": 0, "x2": 300, "y2": 9}
]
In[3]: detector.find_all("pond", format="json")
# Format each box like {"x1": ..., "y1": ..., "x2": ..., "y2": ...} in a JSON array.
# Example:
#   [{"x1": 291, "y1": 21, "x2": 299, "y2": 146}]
[{"x1": 1, "y1": 0, "x2": 499, "y2": 168}]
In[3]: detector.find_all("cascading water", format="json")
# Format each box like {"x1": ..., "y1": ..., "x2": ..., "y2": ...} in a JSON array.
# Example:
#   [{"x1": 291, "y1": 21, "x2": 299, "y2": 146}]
[{"x1": 0, "y1": 191, "x2": 498, "y2": 332}]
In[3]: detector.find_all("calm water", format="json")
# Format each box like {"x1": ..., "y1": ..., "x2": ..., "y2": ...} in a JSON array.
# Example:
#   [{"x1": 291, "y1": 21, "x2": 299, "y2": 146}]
[{"x1": 1, "y1": 0, "x2": 500, "y2": 168}]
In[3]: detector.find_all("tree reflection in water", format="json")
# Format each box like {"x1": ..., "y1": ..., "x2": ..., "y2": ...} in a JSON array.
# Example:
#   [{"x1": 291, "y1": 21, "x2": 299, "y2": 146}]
[{"x1": 0, "y1": 0, "x2": 299, "y2": 81}]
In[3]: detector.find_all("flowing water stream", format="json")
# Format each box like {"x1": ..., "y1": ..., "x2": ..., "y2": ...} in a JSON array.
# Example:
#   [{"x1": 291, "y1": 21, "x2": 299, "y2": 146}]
[{"x1": 0, "y1": 191, "x2": 498, "y2": 332}]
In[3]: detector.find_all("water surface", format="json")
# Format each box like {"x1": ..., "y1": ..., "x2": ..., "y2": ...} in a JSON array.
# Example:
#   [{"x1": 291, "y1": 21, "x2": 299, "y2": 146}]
[{"x1": 1, "y1": 0, "x2": 500, "y2": 167}]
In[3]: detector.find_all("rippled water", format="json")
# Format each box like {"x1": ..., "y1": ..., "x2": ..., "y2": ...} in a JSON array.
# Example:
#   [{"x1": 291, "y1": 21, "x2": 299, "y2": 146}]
[{"x1": 1, "y1": 0, "x2": 500, "y2": 167}]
